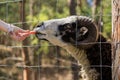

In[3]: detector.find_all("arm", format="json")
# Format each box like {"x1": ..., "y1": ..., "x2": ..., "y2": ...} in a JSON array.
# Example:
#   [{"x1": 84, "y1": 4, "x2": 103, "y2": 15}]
[
  {"x1": 0, "y1": 20, "x2": 30, "y2": 41},
  {"x1": 0, "y1": 19, "x2": 13, "y2": 33}
]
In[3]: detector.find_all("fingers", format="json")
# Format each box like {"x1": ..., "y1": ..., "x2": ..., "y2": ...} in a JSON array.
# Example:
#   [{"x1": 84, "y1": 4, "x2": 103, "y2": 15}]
[
  {"x1": 18, "y1": 32, "x2": 30, "y2": 37},
  {"x1": 11, "y1": 26, "x2": 35, "y2": 41},
  {"x1": 17, "y1": 31, "x2": 36, "y2": 41},
  {"x1": 17, "y1": 31, "x2": 36, "y2": 37},
  {"x1": 10, "y1": 32, "x2": 30, "y2": 41},
  {"x1": 16, "y1": 30, "x2": 31, "y2": 38},
  {"x1": 17, "y1": 33, "x2": 30, "y2": 41},
  {"x1": 29, "y1": 31, "x2": 36, "y2": 34},
  {"x1": 18, "y1": 29, "x2": 30, "y2": 33}
]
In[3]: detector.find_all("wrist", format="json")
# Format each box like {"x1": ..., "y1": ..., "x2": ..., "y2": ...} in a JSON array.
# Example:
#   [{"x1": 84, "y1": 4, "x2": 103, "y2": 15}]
[
  {"x1": 0, "y1": 20, "x2": 14, "y2": 33},
  {"x1": 6, "y1": 24, "x2": 14, "y2": 35}
]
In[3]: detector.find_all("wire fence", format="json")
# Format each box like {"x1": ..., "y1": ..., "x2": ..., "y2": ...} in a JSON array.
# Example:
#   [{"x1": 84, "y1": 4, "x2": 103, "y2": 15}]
[{"x1": 0, "y1": 0, "x2": 112, "y2": 80}]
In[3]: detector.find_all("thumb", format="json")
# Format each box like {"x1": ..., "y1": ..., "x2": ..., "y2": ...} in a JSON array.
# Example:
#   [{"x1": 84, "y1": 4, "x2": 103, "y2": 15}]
[
  {"x1": 19, "y1": 30, "x2": 30, "y2": 33},
  {"x1": 18, "y1": 32, "x2": 30, "y2": 37},
  {"x1": 18, "y1": 31, "x2": 36, "y2": 36}
]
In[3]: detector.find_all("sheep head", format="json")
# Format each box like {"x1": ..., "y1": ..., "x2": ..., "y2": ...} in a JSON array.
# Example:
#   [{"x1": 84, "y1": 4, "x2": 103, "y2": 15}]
[{"x1": 34, "y1": 16, "x2": 98, "y2": 49}]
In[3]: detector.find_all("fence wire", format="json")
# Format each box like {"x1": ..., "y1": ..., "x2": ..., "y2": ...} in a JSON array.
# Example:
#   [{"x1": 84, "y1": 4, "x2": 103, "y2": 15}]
[{"x1": 0, "y1": 0, "x2": 112, "y2": 80}]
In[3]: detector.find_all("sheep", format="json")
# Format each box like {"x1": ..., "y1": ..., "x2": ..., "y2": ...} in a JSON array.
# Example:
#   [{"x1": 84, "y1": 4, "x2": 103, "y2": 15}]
[{"x1": 34, "y1": 16, "x2": 111, "y2": 80}]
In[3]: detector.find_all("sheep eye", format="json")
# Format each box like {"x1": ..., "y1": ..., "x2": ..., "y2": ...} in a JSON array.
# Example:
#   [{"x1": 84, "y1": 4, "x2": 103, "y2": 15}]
[{"x1": 36, "y1": 22, "x2": 44, "y2": 27}]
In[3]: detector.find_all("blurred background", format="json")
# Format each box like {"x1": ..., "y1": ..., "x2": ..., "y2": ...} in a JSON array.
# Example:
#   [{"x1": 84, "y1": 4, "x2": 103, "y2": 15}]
[{"x1": 0, "y1": 0, "x2": 111, "y2": 80}]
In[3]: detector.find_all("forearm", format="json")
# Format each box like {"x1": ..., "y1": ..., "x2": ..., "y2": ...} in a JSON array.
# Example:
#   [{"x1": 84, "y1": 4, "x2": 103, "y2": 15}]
[{"x1": 0, "y1": 20, "x2": 14, "y2": 33}]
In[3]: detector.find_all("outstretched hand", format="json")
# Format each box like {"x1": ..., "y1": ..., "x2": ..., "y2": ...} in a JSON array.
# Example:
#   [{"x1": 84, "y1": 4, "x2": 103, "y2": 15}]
[{"x1": 10, "y1": 27, "x2": 36, "y2": 41}]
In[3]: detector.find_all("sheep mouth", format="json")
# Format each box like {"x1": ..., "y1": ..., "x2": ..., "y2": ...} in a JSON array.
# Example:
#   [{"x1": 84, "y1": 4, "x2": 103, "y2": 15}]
[
  {"x1": 34, "y1": 26, "x2": 46, "y2": 39},
  {"x1": 36, "y1": 32, "x2": 46, "y2": 36},
  {"x1": 35, "y1": 32, "x2": 46, "y2": 39}
]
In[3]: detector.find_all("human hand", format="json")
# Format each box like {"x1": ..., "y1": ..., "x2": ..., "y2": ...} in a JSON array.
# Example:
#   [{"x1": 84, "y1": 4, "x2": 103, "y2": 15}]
[{"x1": 9, "y1": 26, "x2": 31, "y2": 41}]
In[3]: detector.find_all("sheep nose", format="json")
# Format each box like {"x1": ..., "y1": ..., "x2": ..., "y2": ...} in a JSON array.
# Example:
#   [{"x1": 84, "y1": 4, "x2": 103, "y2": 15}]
[
  {"x1": 33, "y1": 27, "x2": 41, "y2": 33},
  {"x1": 34, "y1": 25, "x2": 47, "y2": 37}
]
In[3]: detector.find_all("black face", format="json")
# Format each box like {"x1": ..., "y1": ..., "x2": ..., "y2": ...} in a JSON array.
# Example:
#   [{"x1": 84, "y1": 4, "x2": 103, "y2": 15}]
[{"x1": 58, "y1": 22, "x2": 89, "y2": 44}]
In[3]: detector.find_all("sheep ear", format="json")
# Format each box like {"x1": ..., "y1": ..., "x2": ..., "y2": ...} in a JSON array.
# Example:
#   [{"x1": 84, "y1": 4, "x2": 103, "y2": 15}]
[
  {"x1": 76, "y1": 16, "x2": 98, "y2": 49},
  {"x1": 76, "y1": 27, "x2": 88, "y2": 41},
  {"x1": 67, "y1": 16, "x2": 98, "y2": 49},
  {"x1": 79, "y1": 27, "x2": 88, "y2": 36}
]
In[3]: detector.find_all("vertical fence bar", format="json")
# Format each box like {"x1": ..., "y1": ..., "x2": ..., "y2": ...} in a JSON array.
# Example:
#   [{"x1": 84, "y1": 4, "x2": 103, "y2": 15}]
[{"x1": 112, "y1": 0, "x2": 120, "y2": 80}]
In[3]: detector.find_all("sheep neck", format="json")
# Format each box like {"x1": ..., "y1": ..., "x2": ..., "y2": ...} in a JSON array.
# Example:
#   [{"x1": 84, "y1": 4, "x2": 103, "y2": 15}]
[{"x1": 64, "y1": 44, "x2": 99, "y2": 80}]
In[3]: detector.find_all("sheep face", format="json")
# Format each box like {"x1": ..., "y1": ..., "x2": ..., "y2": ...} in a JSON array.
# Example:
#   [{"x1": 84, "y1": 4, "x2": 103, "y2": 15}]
[{"x1": 34, "y1": 16, "x2": 98, "y2": 49}]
